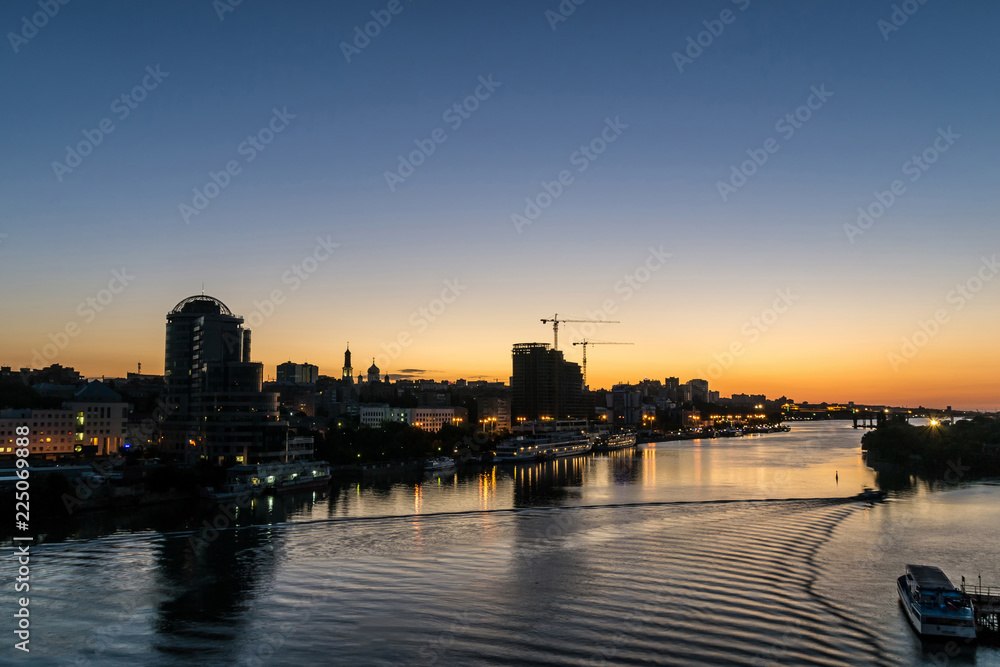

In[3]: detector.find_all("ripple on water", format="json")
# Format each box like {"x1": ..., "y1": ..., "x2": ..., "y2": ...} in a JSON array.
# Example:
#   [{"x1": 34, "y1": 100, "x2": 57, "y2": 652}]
[{"x1": 28, "y1": 499, "x2": 902, "y2": 666}]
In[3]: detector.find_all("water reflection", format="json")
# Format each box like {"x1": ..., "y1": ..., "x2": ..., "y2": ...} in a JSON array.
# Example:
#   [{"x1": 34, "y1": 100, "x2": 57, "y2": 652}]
[
  {"x1": 20, "y1": 424, "x2": 1000, "y2": 665},
  {"x1": 504, "y1": 456, "x2": 589, "y2": 507},
  {"x1": 153, "y1": 524, "x2": 276, "y2": 652}
]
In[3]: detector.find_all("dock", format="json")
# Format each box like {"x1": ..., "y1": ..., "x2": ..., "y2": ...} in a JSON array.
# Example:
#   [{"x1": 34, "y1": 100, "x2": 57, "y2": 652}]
[{"x1": 962, "y1": 579, "x2": 1000, "y2": 635}]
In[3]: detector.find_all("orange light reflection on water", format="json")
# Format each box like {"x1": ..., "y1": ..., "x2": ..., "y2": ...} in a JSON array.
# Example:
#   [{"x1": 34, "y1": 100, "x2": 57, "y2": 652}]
[
  {"x1": 478, "y1": 468, "x2": 496, "y2": 510},
  {"x1": 642, "y1": 447, "x2": 656, "y2": 487}
]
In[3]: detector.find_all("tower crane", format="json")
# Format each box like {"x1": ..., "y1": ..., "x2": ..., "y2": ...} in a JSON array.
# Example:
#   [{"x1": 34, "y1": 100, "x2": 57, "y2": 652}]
[
  {"x1": 540, "y1": 314, "x2": 619, "y2": 350},
  {"x1": 572, "y1": 339, "x2": 634, "y2": 386}
]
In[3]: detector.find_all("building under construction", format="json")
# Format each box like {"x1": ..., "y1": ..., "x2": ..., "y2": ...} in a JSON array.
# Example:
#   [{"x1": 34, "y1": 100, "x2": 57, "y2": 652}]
[{"x1": 510, "y1": 343, "x2": 583, "y2": 422}]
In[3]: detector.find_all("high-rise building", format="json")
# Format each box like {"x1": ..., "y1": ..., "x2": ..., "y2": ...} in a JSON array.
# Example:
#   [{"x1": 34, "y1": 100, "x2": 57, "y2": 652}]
[
  {"x1": 688, "y1": 378, "x2": 709, "y2": 403},
  {"x1": 664, "y1": 376, "x2": 680, "y2": 402},
  {"x1": 510, "y1": 343, "x2": 583, "y2": 421},
  {"x1": 610, "y1": 383, "x2": 643, "y2": 426},
  {"x1": 276, "y1": 361, "x2": 318, "y2": 384},
  {"x1": 162, "y1": 295, "x2": 284, "y2": 465}
]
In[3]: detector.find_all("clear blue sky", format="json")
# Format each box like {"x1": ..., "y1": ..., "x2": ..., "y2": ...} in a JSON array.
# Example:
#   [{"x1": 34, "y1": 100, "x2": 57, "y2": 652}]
[{"x1": 2, "y1": 0, "x2": 999, "y2": 407}]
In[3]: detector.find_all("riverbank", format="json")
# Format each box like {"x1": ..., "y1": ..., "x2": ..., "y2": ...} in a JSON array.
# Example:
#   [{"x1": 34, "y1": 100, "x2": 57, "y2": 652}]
[{"x1": 861, "y1": 416, "x2": 1000, "y2": 477}]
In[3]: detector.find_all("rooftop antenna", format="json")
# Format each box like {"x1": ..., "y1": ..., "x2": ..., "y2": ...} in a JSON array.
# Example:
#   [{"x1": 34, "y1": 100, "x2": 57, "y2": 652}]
[{"x1": 201, "y1": 282, "x2": 205, "y2": 295}]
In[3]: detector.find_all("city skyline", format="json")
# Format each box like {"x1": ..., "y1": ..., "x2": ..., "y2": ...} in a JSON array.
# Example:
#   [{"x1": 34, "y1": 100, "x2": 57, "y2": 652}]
[
  {"x1": 4, "y1": 1, "x2": 999, "y2": 410},
  {"x1": 7, "y1": 286, "x2": 991, "y2": 412}
]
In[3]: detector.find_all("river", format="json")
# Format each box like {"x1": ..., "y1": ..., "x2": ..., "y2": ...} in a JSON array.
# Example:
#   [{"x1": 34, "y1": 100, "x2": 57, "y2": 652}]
[{"x1": 9, "y1": 421, "x2": 1000, "y2": 665}]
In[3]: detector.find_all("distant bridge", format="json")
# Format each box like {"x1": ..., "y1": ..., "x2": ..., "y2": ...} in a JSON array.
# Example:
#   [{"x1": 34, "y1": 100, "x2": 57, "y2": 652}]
[{"x1": 851, "y1": 410, "x2": 910, "y2": 429}]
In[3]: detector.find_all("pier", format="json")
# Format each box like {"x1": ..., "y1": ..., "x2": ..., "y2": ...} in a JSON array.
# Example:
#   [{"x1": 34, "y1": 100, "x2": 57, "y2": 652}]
[{"x1": 962, "y1": 579, "x2": 1000, "y2": 636}]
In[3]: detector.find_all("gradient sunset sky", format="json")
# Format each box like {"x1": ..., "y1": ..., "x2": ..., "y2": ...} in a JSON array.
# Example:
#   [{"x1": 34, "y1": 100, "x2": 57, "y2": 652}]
[{"x1": 2, "y1": 0, "x2": 998, "y2": 409}]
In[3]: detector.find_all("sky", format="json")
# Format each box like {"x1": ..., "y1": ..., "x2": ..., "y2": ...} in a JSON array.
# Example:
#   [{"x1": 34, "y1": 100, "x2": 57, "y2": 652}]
[{"x1": 2, "y1": 0, "x2": 998, "y2": 409}]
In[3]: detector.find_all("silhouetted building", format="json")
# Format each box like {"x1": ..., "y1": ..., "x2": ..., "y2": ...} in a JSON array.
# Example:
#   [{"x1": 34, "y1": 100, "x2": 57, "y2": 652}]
[
  {"x1": 688, "y1": 378, "x2": 709, "y2": 403},
  {"x1": 162, "y1": 295, "x2": 284, "y2": 465},
  {"x1": 479, "y1": 395, "x2": 511, "y2": 432},
  {"x1": 511, "y1": 343, "x2": 583, "y2": 422},
  {"x1": 610, "y1": 384, "x2": 643, "y2": 426},
  {"x1": 276, "y1": 361, "x2": 318, "y2": 385},
  {"x1": 366, "y1": 359, "x2": 380, "y2": 384},
  {"x1": 664, "y1": 376, "x2": 680, "y2": 402},
  {"x1": 342, "y1": 344, "x2": 353, "y2": 384}
]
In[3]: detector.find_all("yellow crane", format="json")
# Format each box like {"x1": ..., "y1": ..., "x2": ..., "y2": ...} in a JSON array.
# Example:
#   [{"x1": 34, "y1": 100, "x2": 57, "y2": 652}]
[
  {"x1": 572, "y1": 339, "x2": 633, "y2": 386},
  {"x1": 540, "y1": 314, "x2": 619, "y2": 350}
]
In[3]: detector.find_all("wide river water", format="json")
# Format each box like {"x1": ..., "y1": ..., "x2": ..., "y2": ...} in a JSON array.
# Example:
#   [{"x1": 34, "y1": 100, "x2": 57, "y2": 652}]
[{"x1": 7, "y1": 421, "x2": 1000, "y2": 666}]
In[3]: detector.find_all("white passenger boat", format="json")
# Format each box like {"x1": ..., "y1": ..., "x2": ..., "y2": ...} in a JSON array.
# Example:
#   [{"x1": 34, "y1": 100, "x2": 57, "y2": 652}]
[
  {"x1": 204, "y1": 464, "x2": 265, "y2": 502},
  {"x1": 897, "y1": 565, "x2": 977, "y2": 639},
  {"x1": 494, "y1": 430, "x2": 592, "y2": 461},
  {"x1": 424, "y1": 457, "x2": 456, "y2": 472},
  {"x1": 592, "y1": 430, "x2": 638, "y2": 452}
]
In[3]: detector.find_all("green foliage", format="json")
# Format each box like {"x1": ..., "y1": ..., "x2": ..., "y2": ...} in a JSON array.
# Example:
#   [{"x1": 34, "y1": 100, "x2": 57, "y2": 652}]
[
  {"x1": 318, "y1": 420, "x2": 479, "y2": 464},
  {"x1": 146, "y1": 463, "x2": 202, "y2": 493},
  {"x1": 862, "y1": 417, "x2": 1000, "y2": 474}
]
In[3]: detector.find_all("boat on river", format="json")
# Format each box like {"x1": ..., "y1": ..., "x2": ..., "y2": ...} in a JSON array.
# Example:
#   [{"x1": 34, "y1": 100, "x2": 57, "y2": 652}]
[
  {"x1": 203, "y1": 464, "x2": 265, "y2": 502},
  {"x1": 205, "y1": 460, "x2": 331, "y2": 501},
  {"x1": 592, "y1": 430, "x2": 637, "y2": 452},
  {"x1": 897, "y1": 565, "x2": 977, "y2": 640},
  {"x1": 494, "y1": 430, "x2": 592, "y2": 461},
  {"x1": 854, "y1": 486, "x2": 888, "y2": 501},
  {"x1": 424, "y1": 457, "x2": 457, "y2": 472},
  {"x1": 263, "y1": 460, "x2": 331, "y2": 493}
]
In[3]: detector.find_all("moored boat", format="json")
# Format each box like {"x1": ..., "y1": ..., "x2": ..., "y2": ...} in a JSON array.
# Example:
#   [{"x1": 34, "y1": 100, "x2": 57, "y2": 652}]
[
  {"x1": 592, "y1": 430, "x2": 638, "y2": 452},
  {"x1": 254, "y1": 460, "x2": 331, "y2": 494},
  {"x1": 203, "y1": 464, "x2": 266, "y2": 502},
  {"x1": 897, "y1": 565, "x2": 977, "y2": 640},
  {"x1": 424, "y1": 457, "x2": 456, "y2": 472},
  {"x1": 494, "y1": 430, "x2": 592, "y2": 462}
]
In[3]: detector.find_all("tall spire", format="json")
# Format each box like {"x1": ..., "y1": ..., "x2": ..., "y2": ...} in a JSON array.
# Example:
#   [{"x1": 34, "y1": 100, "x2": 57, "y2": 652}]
[{"x1": 342, "y1": 342, "x2": 353, "y2": 383}]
